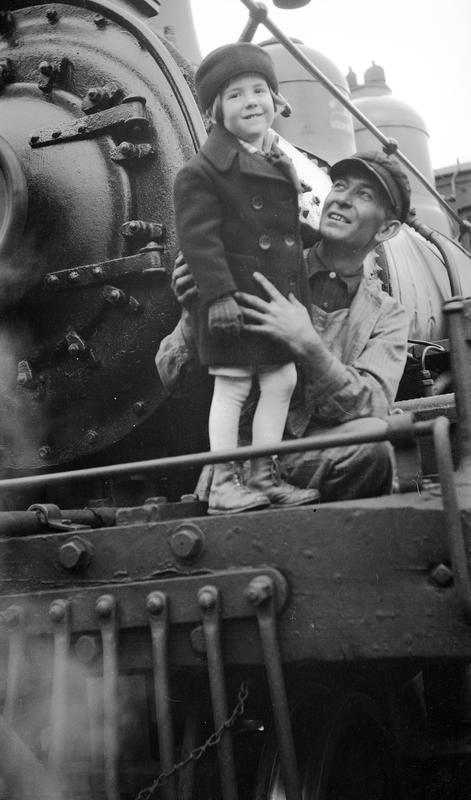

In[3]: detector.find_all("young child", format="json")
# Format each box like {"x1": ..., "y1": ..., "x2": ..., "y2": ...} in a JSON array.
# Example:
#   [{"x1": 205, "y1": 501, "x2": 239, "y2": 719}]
[{"x1": 173, "y1": 42, "x2": 320, "y2": 515}]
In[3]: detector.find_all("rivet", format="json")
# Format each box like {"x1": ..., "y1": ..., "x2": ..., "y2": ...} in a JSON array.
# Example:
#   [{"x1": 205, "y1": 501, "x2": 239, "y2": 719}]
[
  {"x1": 38, "y1": 445, "x2": 51, "y2": 459},
  {"x1": 68, "y1": 270, "x2": 80, "y2": 281},
  {"x1": 51, "y1": 130, "x2": 61, "y2": 139},
  {"x1": 245, "y1": 575, "x2": 273, "y2": 606},
  {"x1": 93, "y1": 14, "x2": 107, "y2": 28},
  {"x1": 430, "y1": 563, "x2": 453, "y2": 587},
  {"x1": 77, "y1": 125, "x2": 88, "y2": 134},
  {"x1": 74, "y1": 634, "x2": 99, "y2": 664},
  {"x1": 132, "y1": 401, "x2": 146, "y2": 416},
  {"x1": 3, "y1": 605, "x2": 23, "y2": 626},
  {"x1": 95, "y1": 594, "x2": 115, "y2": 619},
  {"x1": 29, "y1": 134, "x2": 40, "y2": 145},
  {"x1": 39, "y1": 61, "x2": 52, "y2": 76},
  {"x1": 44, "y1": 273, "x2": 59, "y2": 287},
  {"x1": 198, "y1": 586, "x2": 216, "y2": 612},
  {"x1": 46, "y1": 9, "x2": 58, "y2": 23},
  {"x1": 49, "y1": 599, "x2": 67, "y2": 623},
  {"x1": 92, "y1": 266, "x2": 103, "y2": 278},
  {"x1": 68, "y1": 342, "x2": 80, "y2": 356},
  {"x1": 86, "y1": 429, "x2": 98, "y2": 444},
  {"x1": 146, "y1": 592, "x2": 165, "y2": 616}
]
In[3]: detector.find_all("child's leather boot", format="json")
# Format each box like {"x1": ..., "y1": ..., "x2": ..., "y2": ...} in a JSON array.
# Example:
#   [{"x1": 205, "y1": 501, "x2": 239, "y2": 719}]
[
  {"x1": 248, "y1": 456, "x2": 320, "y2": 507},
  {"x1": 208, "y1": 461, "x2": 270, "y2": 515}
]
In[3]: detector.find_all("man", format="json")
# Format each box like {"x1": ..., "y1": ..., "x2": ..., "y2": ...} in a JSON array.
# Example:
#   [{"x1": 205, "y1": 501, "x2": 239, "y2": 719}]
[{"x1": 156, "y1": 151, "x2": 411, "y2": 501}]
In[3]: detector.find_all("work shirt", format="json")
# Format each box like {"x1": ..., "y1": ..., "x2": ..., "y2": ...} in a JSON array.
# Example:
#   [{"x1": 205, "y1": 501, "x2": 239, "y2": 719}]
[{"x1": 155, "y1": 249, "x2": 409, "y2": 436}]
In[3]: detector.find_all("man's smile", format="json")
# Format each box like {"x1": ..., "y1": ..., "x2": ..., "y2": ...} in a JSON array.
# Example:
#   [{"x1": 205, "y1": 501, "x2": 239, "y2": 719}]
[{"x1": 327, "y1": 211, "x2": 351, "y2": 223}]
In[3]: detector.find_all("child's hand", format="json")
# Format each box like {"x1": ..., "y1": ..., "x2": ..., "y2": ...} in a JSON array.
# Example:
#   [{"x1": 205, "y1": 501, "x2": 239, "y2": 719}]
[{"x1": 208, "y1": 295, "x2": 242, "y2": 337}]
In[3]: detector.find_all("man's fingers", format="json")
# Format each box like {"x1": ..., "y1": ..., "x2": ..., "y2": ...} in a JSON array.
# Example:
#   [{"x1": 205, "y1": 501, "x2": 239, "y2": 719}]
[
  {"x1": 234, "y1": 290, "x2": 269, "y2": 312},
  {"x1": 252, "y1": 271, "x2": 284, "y2": 301}
]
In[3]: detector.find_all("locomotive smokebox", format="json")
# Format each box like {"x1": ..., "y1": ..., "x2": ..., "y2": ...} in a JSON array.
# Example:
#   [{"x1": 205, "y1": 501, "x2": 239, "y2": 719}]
[{"x1": 0, "y1": 0, "x2": 205, "y2": 474}]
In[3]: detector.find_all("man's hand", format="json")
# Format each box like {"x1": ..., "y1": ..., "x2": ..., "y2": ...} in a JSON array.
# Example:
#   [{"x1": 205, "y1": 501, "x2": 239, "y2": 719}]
[
  {"x1": 171, "y1": 252, "x2": 199, "y2": 308},
  {"x1": 235, "y1": 272, "x2": 318, "y2": 359},
  {"x1": 208, "y1": 294, "x2": 242, "y2": 337}
]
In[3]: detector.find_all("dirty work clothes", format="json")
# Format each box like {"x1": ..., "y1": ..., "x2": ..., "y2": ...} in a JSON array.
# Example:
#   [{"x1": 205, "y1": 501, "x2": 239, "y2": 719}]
[
  {"x1": 173, "y1": 124, "x2": 308, "y2": 367},
  {"x1": 155, "y1": 256, "x2": 409, "y2": 499}
]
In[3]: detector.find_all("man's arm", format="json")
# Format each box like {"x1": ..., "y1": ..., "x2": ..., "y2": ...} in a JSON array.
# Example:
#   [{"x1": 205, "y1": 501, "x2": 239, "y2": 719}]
[{"x1": 236, "y1": 272, "x2": 409, "y2": 423}]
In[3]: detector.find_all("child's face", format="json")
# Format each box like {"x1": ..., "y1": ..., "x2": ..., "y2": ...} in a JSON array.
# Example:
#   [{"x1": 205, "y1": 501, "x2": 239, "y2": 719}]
[{"x1": 220, "y1": 73, "x2": 275, "y2": 148}]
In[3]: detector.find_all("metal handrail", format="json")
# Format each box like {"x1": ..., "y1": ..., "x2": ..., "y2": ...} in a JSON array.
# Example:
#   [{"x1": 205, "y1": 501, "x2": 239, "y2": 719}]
[
  {"x1": 0, "y1": 416, "x2": 434, "y2": 491},
  {"x1": 238, "y1": 0, "x2": 471, "y2": 239}
]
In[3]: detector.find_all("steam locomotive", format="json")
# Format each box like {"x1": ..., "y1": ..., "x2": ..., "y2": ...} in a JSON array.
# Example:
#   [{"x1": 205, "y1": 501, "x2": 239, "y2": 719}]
[{"x1": 0, "y1": 1, "x2": 471, "y2": 799}]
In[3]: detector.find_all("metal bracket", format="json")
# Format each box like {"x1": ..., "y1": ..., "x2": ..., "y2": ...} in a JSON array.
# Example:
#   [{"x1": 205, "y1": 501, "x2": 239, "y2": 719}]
[
  {"x1": 29, "y1": 97, "x2": 148, "y2": 148},
  {"x1": 28, "y1": 504, "x2": 88, "y2": 532},
  {"x1": 42, "y1": 249, "x2": 166, "y2": 292}
]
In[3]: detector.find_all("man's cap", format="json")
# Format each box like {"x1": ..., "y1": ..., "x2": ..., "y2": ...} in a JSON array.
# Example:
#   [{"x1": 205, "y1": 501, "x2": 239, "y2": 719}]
[
  {"x1": 329, "y1": 151, "x2": 411, "y2": 222},
  {"x1": 195, "y1": 42, "x2": 279, "y2": 112}
]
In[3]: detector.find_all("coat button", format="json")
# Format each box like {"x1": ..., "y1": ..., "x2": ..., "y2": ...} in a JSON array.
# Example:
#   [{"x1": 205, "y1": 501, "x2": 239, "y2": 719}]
[
  {"x1": 252, "y1": 195, "x2": 263, "y2": 210},
  {"x1": 259, "y1": 234, "x2": 271, "y2": 250},
  {"x1": 284, "y1": 234, "x2": 296, "y2": 247}
]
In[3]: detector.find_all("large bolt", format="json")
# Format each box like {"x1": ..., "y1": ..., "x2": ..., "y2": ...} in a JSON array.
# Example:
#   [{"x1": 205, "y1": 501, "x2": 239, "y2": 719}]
[
  {"x1": 170, "y1": 525, "x2": 203, "y2": 561},
  {"x1": 430, "y1": 563, "x2": 453, "y2": 587},
  {"x1": 59, "y1": 538, "x2": 91, "y2": 571}
]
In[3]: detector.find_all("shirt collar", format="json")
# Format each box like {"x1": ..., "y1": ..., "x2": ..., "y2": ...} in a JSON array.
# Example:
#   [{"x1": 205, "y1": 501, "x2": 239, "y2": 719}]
[{"x1": 306, "y1": 243, "x2": 364, "y2": 295}]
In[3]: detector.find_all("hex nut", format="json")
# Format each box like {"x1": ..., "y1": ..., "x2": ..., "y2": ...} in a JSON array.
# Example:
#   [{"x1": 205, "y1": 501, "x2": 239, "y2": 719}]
[{"x1": 59, "y1": 538, "x2": 91, "y2": 571}]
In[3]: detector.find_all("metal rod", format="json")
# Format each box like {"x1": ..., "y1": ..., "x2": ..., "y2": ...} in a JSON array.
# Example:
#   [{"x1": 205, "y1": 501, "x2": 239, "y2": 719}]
[
  {"x1": 433, "y1": 416, "x2": 471, "y2": 622},
  {"x1": 246, "y1": 575, "x2": 301, "y2": 800},
  {"x1": 198, "y1": 586, "x2": 239, "y2": 800},
  {"x1": 147, "y1": 592, "x2": 176, "y2": 800},
  {"x1": 408, "y1": 218, "x2": 463, "y2": 297},
  {"x1": 48, "y1": 600, "x2": 71, "y2": 778},
  {"x1": 443, "y1": 298, "x2": 471, "y2": 473},
  {"x1": 3, "y1": 606, "x2": 24, "y2": 724},
  {"x1": 178, "y1": 682, "x2": 202, "y2": 800},
  {"x1": 0, "y1": 418, "x2": 435, "y2": 492},
  {"x1": 96, "y1": 595, "x2": 120, "y2": 800},
  {"x1": 238, "y1": 0, "x2": 467, "y2": 231}
]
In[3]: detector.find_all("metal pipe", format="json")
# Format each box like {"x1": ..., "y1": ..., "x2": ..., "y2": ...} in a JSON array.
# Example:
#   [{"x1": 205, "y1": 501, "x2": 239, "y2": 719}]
[
  {"x1": 246, "y1": 576, "x2": 300, "y2": 800},
  {"x1": 433, "y1": 416, "x2": 471, "y2": 622},
  {"x1": 408, "y1": 219, "x2": 464, "y2": 296},
  {"x1": 0, "y1": 418, "x2": 435, "y2": 492},
  {"x1": 237, "y1": 0, "x2": 469, "y2": 233},
  {"x1": 198, "y1": 585, "x2": 238, "y2": 800},
  {"x1": 3, "y1": 605, "x2": 24, "y2": 725},
  {"x1": 96, "y1": 595, "x2": 120, "y2": 800},
  {"x1": 48, "y1": 600, "x2": 71, "y2": 778},
  {"x1": 147, "y1": 592, "x2": 177, "y2": 800},
  {"x1": 443, "y1": 298, "x2": 471, "y2": 474}
]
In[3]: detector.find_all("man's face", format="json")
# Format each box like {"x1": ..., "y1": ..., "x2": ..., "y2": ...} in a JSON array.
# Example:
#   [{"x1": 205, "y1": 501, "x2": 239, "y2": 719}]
[
  {"x1": 319, "y1": 170, "x2": 391, "y2": 249},
  {"x1": 221, "y1": 73, "x2": 275, "y2": 149}
]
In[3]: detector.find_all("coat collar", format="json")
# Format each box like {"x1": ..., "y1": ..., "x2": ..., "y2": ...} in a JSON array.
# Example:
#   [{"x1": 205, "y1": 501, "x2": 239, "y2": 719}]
[{"x1": 201, "y1": 124, "x2": 292, "y2": 184}]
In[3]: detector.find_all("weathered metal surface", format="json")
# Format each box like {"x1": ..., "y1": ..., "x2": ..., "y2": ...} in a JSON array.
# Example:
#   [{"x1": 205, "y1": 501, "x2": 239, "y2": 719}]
[
  {"x1": 0, "y1": 0, "x2": 206, "y2": 471},
  {"x1": 0, "y1": 495, "x2": 470, "y2": 663}
]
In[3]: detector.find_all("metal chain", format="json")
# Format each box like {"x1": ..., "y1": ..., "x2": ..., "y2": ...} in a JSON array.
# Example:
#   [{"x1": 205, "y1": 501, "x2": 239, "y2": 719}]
[{"x1": 134, "y1": 681, "x2": 249, "y2": 800}]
